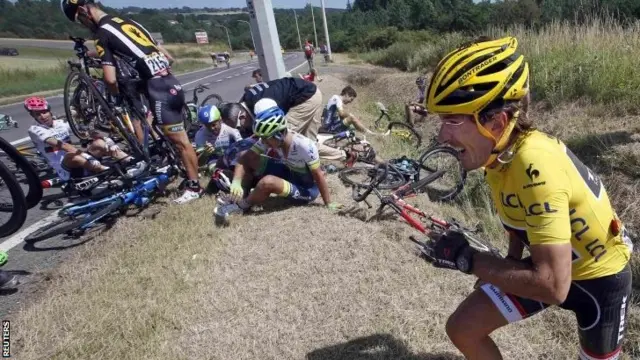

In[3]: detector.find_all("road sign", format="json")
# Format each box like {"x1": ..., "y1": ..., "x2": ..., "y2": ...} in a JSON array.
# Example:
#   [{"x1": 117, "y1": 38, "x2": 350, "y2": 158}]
[{"x1": 195, "y1": 31, "x2": 209, "y2": 44}]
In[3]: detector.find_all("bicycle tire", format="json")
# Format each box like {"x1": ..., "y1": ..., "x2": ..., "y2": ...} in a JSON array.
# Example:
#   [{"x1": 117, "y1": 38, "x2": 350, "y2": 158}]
[
  {"x1": 0, "y1": 161, "x2": 27, "y2": 238},
  {"x1": 24, "y1": 196, "x2": 124, "y2": 243},
  {"x1": 200, "y1": 94, "x2": 223, "y2": 107},
  {"x1": 339, "y1": 164, "x2": 407, "y2": 190},
  {"x1": 0, "y1": 137, "x2": 43, "y2": 209},
  {"x1": 418, "y1": 146, "x2": 466, "y2": 202},
  {"x1": 75, "y1": 71, "x2": 148, "y2": 162},
  {"x1": 386, "y1": 122, "x2": 422, "y2": 149},
  {"x1": 64, "y1": 71, "x2": 94, "y2": 140}
]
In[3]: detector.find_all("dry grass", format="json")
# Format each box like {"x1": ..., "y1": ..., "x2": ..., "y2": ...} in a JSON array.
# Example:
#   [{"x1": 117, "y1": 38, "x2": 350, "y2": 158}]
[{"x1": 6, "y1": 65, "x2": 639, "y2": 359}]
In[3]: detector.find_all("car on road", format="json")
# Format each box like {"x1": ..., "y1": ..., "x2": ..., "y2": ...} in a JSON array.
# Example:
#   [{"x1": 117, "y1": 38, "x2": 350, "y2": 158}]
[{"x1": 0, "y1": 47, "x2": 19, "y2": 56}]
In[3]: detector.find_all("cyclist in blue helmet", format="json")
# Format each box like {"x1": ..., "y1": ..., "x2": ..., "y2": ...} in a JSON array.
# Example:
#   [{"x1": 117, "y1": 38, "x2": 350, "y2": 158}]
[
  {"x1": 194, "y1": 104, "x2": 242, "y2": 171},
  {"x1": 214, "y1": 105, "x2": 342, "y2": 224}
]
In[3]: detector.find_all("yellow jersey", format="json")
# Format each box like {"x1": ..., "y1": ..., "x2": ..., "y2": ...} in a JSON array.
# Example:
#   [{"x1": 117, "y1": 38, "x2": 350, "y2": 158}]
[{"x1": 485, "y1": 130, "x2": 632, "y2": 280}]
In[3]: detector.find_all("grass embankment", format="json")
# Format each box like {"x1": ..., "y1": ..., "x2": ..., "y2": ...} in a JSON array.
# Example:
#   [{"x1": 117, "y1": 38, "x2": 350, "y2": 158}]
[
  {"x1": 0, "y1": 44, "x2": 218, "y2": 99},
  {"x1": 7, "y1": 20, "x2": 640, "y2": 359}
]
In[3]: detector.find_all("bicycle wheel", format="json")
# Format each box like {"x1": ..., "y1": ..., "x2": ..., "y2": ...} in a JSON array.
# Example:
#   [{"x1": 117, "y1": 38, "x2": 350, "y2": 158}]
[
  {"x1": 200, "y1": 94, "x2": 223, "y2": 107},
  {"x1": 418, "y1": 146, "x2": 466, "y2": 202},
  {"x1": 64, "y1": 71, "x2": 94, "y2": 140},
  {"x1": 339, "y1": 164, "x2": 407, "y2": 190},
  {"x1": 75, "y1": 71, "x2": 147, "y2": 162},
  {"x1": 24, "y1": 196, "x2": 123, "y2": 243},
  {"x1": 385, "y1": 122, "x2": 422, "y2": 149},
  {"x1": 0, "y1": 161, "x2": 27, "y2": 238},
  {"x1": 0, "y1": 137, "x2": 43, "y2": 209}
]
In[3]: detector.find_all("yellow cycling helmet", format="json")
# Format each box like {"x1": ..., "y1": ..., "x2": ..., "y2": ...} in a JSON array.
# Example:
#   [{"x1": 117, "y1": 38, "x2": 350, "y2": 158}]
[{"x1": 426, "y1": 36, "x2": 530, "y2": 166}]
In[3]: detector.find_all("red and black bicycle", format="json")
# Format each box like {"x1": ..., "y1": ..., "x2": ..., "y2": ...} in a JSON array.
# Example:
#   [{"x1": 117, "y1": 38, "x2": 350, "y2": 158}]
[{"x1": 348, "y1": 163, "x2": 501, "y2": 261}]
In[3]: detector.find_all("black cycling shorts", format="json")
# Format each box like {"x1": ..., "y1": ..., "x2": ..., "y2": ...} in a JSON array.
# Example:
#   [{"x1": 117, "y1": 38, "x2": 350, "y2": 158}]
[
  {"x1": 481, "y1": 261, "x2": 632, "y2": 359},
  {"x1": 145, "y1": 75, "x2": 186, "y2": 134}
]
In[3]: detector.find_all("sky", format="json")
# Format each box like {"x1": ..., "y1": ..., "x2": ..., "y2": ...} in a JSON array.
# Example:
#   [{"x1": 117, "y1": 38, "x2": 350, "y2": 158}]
[{"x1": 100, "y1": 0, "x2": 348, "y2": 9}]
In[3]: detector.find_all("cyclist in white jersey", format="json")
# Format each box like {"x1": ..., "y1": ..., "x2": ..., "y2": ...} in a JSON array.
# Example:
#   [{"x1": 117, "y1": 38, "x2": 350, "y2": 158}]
[
  {"x1": 24, "y1": 96, "x2": 133, "y2": 181},
  {"x1": 214, "y1": 105, "x2": 342, "y2": 222},
  {"x1": 194, "y1": 104, "x2": 242, "y2": 170}
]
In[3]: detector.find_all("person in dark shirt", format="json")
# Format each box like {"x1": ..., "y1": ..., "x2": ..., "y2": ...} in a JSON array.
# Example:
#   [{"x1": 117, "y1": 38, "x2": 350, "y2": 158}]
[{"x1": 231, "y1": 77, "x2": 323, "y2": 142}]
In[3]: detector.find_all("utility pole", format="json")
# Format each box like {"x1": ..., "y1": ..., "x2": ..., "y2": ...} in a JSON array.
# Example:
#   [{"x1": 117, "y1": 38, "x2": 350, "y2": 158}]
[
  {"x1": 293, "y1": 9, "x2": 302, "y2": 50},
  {"x1": 246, "y1": 0, "x2": 286, "y2": 81},
  {"x1": 320, "y1": 0, "x2": 331, "y2": 61},
  {"x1": 216, "y1": 25, "x2": 232, "y2": 52},
  {"x1": 237, "y1": 20, "x2": 256, "y2": 51},
  {"x1": 309, "y1": 1, "x2": 319, "y2": 48}
]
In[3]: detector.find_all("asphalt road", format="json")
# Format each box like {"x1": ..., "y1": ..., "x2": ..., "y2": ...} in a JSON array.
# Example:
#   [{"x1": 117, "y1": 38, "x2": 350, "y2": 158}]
[{"x1": 0, "y1": 52, "x2": 308, "y2": 316}]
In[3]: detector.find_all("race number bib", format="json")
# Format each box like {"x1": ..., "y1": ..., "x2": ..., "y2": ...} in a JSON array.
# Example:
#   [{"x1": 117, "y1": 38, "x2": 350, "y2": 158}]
[{"x1": 143, "y1": 52, "x2": 169, "y2": 76}]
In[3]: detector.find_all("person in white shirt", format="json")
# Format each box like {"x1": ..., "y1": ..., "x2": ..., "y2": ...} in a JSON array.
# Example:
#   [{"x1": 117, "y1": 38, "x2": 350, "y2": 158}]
[
  {"x1": 195, "y1": 104, "x2": 243, "y2": 171},
  {"x1": 319, "y1": 86, "x2": 376, "y2": 135},
  {"x1": 24, "y1": 96, "x2": 133, "y2": 181}
]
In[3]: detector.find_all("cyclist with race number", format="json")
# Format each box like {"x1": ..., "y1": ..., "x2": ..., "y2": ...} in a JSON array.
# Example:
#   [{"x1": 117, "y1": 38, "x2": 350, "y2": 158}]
[
  {"x1": 214, "y1": 105, "x2": 342, "y2": 223},
  {"x1": 61, "y1": 0, "x2": 203, "y2": 204},
  {"x1": 194, "y1": 105, "x2": 242, "y2": 172},
  {"x1": 25, "y1": 96, "x2": 143, "y2": 182},
  {"x1": 423, "y1": 36, "x2": 633, "y2": 360}
]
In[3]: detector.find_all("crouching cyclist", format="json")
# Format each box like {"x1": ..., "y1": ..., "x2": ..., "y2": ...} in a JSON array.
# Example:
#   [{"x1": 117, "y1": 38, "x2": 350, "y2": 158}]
[
  {"x1": 214, "y1": 105, "x2": 342, "y2": 223},
  {"x1": 194, "y1": 105, "x2": 242, "y2": 173},
  {"x1": 423, "y1": 36, "x2": 633, "y2": 359}
]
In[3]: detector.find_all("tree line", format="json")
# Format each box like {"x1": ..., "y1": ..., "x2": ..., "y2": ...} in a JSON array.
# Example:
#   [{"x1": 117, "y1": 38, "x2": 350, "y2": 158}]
[{"x1": 1, "y1": 0, "x2": 639, "y2": 52}]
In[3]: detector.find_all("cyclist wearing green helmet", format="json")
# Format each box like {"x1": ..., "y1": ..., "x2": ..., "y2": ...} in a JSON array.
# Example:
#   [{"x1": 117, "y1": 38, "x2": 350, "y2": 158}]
[
  {"x1": 214, "y1": 105, "x2": 342, "y2": 223},
  {"x1": 195, "y1": 104, "x2": 242, "y2": 170}
]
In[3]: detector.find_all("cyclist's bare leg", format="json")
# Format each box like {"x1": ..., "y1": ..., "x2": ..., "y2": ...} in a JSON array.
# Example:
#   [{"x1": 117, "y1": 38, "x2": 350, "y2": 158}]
[
  {"x1": 343, "y1": 115, "x2": 375, "y2": 134},
  {"x1": 246, "y1": 175, "x2": 285, "y2": 205},
  {"x1": 165, "y1": 130, "x2": 199, "y2": 181},
  {"x1": 445, "y1": 288, "x2": 508, "y2": 360},
  {"x1": 62, "y1": 152, "x2": 108, "y2": 173},
  {"x1": 87, "y1": 138, "x2": 130, "y2": 162},
  {"x1": 405, "y1": 102, "x2": 414, "y2": 126}
]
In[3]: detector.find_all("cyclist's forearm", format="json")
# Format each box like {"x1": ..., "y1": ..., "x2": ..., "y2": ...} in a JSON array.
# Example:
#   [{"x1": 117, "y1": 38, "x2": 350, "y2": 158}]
[
  {"x1": 472, "y1": 253, "x2": 564, "y2": 304},
  {"x1": 312, "y1": 169, "x2": 331, "y2": 205}
]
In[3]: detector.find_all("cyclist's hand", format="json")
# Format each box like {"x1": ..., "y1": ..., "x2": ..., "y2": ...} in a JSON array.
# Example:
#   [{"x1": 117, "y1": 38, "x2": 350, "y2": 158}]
[
  {"x1": 205, "y1": 142, "x2": 215, "y2": 153},
  {"x1": 230, "y1": 180, "x2": 244, "y2": 200},
  {"x1": 430, "y1": 230, "x2": 477, "y2": 274},
  {"x1": 327, "y1": 202, "x2": 343, "y2": 211}
]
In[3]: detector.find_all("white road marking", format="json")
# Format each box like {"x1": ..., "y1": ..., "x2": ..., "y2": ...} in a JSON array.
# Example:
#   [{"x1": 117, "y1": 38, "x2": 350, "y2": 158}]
[{"x1": 0, "y1": 214, "x2": 61, "y2": 252}]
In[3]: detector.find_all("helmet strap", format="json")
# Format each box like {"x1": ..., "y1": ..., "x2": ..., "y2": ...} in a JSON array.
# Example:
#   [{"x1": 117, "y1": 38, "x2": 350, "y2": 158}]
[{"x1": 476, "y1": 111, "x2": 519, "y2": 168}]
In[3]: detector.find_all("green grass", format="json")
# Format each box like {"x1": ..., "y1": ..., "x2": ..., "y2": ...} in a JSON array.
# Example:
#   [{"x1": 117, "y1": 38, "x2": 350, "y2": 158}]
[
  {"x1": 13, "y1": 46, "x2": 74, "y2": 59},
  {"x1": 360, "y1": 16, "x2": 640, "y2": 114},
  {"x1": 0, "y1": 59, "x2": 212, "y2": 98}
]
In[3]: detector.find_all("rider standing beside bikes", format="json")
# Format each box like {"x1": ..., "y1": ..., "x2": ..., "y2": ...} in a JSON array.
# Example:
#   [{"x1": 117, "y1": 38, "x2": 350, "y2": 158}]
[
  {"x1": 423, "y1": 36, "x2": 633, "y2": 359},
  {"x1": 61, "y1": 0, "x2": 203, "y2": 204}
]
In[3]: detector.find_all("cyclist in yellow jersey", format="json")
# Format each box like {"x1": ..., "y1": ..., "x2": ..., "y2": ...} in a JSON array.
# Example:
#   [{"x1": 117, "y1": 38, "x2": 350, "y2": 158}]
[{"x1": 423, "y1": 36, "x2": 633, "y2": 359}]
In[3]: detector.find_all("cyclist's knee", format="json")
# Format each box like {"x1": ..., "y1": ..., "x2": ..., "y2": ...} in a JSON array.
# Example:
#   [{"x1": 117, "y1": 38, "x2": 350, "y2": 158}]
[{"x1": 256, "y1": 175, "x2": 282, "y2": 192}]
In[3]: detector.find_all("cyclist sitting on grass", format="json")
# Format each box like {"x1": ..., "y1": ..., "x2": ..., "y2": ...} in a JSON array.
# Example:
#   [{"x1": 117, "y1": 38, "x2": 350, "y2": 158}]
[
  {"x1": 214, "y1": 105, "x2": 342, "y2": 223},
  {"x1": 423, "y1": 36, "x2": 633, "y2": 360},
  {"x1": 194, "y1": 104, "x2": 242, "y2": 172},
  {"x1": 25, "y1": 96, "x2": 142, "y2": 182},
  {"x1": 404, "y1": 72, "x2": 428, "y2": 126},
  {"x1": 319, "y1": 86, "x2": 377, "y2": 136}
]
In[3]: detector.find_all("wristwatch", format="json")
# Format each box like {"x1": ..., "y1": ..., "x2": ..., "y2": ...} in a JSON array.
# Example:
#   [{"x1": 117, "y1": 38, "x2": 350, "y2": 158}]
[{"x1": 456, "y1": 247, "x2": 476, "y2": 274}]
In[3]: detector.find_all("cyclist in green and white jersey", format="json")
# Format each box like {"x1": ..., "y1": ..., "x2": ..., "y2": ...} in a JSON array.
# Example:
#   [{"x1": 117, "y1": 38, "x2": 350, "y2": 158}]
[{"x1": 214, "y1": 105, "x2": 342, "y2": 222}]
